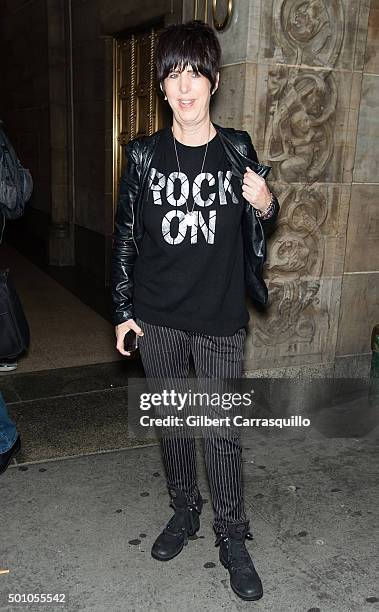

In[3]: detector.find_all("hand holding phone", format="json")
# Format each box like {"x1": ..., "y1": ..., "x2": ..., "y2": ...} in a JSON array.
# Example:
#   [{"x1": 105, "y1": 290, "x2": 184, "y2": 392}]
[
  {"x1": 115, "y1": 319, "x2": 143, "y2": 356},
  {"x1": 124, "y1": 329, "x2": 138, "y2": 353}
]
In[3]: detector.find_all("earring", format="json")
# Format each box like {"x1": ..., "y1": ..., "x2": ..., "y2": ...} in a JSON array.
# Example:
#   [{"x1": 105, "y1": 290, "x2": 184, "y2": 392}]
[{"x1": 164, "y1": 95, "x2": 167, "y2": 100}]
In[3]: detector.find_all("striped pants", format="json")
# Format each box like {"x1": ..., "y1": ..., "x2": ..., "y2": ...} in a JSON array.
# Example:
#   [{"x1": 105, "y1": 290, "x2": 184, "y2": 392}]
[{"x1": 136, "y1": 318, "x2": 248, "y2": 533}]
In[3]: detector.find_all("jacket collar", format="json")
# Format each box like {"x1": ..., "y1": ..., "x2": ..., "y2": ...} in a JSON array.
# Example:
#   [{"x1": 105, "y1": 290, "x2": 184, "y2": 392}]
[
  {"x1": 134, "y1": 124, "x2": 250, "y2": 210},
  {"x1": 137, "y1": 123, "x2": 269, "y2": 182}
]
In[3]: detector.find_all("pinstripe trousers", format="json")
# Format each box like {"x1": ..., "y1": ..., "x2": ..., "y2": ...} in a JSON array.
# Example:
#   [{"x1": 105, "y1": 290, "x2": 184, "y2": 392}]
[{"x1": 136, "y1": 317, "x2": 248, "y2": 534}]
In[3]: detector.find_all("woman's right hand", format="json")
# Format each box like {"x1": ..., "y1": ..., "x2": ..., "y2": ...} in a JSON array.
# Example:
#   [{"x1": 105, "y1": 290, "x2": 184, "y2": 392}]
[{"x1": 115, "y1": 319, "x2": 144, "y2": 356}]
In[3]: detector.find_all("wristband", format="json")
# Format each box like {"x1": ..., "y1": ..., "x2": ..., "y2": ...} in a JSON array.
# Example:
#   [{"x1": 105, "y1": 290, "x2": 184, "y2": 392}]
[{"x1": 255, "y1": 194, "x2": 275, "y2": 219}]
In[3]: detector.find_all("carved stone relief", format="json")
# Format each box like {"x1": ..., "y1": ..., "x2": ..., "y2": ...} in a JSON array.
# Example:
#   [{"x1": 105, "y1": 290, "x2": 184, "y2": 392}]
[
  {"x1": 250, "y1": 0, "x2": 345, "y2": 355},
  {"x1": 252, "y1": 186, "x2": 328, "y2": 348},
  {"x1": 265, "y1": 67, "x2": 338, "y2": 183},
  {"x1": 272, "y1": 0, "x2": 345, "y2": 67}
]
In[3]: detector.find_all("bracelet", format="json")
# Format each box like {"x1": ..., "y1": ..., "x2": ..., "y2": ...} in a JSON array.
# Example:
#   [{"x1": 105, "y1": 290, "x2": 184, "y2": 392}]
[{"x1": 255, "y1": 194, "x2": 275, "y2": 219}]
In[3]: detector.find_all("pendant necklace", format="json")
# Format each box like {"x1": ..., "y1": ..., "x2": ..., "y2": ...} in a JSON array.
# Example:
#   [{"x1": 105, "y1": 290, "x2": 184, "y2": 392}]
[{"x1": 172, "y1": 123, "x2": 211, "y2": 226}]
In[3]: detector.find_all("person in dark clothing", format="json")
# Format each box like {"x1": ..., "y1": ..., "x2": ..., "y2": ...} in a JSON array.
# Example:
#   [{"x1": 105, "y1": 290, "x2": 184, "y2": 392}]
[
  {"x1": 0, "y1": 121, "x2": 24, "y2": 469},
  {"x1": 0, "y1": 392, "x2": 21, "y2": 475},
  {"x1": 111, "y1": 20, "x2": 279, "y2": 601}
]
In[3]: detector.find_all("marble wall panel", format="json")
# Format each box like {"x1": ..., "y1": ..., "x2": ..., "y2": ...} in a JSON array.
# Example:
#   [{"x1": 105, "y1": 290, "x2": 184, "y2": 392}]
[
  {"x1": 353, "y1": 74, "x2": 379, "y2": 182},
  {"x1": 335, "y1": 273, "x2": 379, "y2": 355},
  {"x1": 344, "y1": 184, "x2": 379, "y2": 273}
]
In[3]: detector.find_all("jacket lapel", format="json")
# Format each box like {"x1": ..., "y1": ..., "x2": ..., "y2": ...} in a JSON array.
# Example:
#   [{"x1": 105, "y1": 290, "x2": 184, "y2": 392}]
[
  {"x1": 214, "y1": 123, "x2": 272, "y2": 180},
  {"x1": 213, "y1": 124, "x2": 267, "y2": 268}
]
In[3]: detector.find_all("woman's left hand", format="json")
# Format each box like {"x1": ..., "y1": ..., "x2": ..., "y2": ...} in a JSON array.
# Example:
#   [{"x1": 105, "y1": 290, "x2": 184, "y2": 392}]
[{"x1": 242, "y1": 166, "x2": 272, "y2": 211}]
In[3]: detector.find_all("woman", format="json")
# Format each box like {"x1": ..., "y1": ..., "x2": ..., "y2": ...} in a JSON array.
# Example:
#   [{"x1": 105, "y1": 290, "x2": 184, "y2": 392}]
[{"x1": 111, "y1": 20, "x2": 279, "y2": 602}]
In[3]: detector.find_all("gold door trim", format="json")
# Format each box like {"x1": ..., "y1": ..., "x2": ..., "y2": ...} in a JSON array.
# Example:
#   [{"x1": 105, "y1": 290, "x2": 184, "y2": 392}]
[
  {"x1": 192, "y1": 0, "x2": 234, "y2": 30},
  {"x1": 113, "y1": 27, "x2": 165, "y2": 215}
]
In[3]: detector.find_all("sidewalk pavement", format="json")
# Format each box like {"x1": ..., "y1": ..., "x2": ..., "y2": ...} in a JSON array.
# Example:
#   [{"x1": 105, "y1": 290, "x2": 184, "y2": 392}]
[{"x1": 1, "y1": 428, "x2": 377, "y2": 612}]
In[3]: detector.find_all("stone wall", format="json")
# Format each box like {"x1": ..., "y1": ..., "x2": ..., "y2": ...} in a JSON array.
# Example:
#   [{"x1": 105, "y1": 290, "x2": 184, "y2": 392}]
[{"x1": 201, "y1": 0, "x2": 378, "y2": 374}]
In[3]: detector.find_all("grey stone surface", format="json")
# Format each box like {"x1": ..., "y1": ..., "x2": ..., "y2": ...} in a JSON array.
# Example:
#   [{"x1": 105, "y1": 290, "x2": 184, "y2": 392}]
[
  {"x1": 353, "y1": 73, "x2": 379, "y2": 182},
  {"x1": 1, "y1": 428, "x2": 378, "y2": 611},
  {"x1": 344, "y1": 184, "x2": 379, "y2": 273}
]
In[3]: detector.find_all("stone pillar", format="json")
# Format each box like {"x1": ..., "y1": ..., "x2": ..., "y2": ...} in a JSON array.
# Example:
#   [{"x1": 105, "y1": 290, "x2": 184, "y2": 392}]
[
  {"x1": 334, "y1": 0, "x2": 379, "y2": 376},
  {"x1": 47, "y1": 0, "x2": 75, "y2": 265},
  {"x1": 203, "y1": 0, "x2": 377, "y2": 374}
]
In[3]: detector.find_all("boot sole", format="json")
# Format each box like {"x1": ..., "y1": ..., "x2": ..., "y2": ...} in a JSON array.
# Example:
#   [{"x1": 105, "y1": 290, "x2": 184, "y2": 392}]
[{"x1": 220, "y1": 557, "x2": 263, "y2": 601}]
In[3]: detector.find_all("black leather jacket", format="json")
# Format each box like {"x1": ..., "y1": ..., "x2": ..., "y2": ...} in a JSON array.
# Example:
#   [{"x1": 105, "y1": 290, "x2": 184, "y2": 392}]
[{"x1": 111, "y1": 123, "x2": 280, "y2": 326}]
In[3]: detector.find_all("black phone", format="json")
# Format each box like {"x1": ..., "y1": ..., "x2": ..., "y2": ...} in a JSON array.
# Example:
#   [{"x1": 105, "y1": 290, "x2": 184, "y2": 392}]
[{"x1": 124, "y1": 330, "x2": 138, "y2": 353}]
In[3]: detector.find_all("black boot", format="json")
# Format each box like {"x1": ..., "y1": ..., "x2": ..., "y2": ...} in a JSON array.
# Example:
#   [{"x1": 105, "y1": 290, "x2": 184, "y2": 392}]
[
  {"x1": 151, "y1": 487, "x2": 203, "y2": 561},
  {"x1": 215, "y1": 521, "x2": 263, "y2": 601}
]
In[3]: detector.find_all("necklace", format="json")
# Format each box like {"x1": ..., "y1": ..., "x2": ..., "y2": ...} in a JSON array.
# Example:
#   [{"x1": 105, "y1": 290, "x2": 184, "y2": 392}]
[{"x1": 172, "y1": 122, "x2": 211, "y2": 226}]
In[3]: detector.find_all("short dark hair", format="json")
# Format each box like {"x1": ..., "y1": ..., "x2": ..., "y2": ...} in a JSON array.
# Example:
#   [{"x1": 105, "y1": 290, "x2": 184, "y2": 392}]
[{"x1": 156, "y1": 20, "x2": 221, "y2": 93}]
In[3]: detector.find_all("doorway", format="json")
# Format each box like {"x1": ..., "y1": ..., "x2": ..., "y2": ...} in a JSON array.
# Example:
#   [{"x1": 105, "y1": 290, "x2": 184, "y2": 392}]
[{"x1": 113, "y1": 26, "x2": 170, "y2": 205}]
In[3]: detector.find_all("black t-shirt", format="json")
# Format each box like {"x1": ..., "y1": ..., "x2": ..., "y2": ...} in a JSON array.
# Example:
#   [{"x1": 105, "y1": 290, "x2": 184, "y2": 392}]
[{"x1": 133, "y1": 126, "x2": 249, "y2": 335}]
